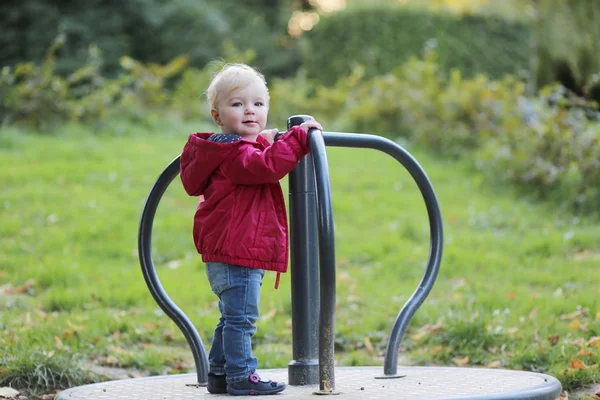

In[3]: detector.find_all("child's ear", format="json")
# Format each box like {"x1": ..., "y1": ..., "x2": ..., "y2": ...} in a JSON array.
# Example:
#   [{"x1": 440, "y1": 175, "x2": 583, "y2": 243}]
[{"x1": 211, "y1": 109, "x2": 222, "y2": 126}]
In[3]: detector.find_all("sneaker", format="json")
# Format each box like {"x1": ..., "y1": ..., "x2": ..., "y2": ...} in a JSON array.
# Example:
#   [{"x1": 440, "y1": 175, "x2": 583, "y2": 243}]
[
  {"x1": 227, "y1": 373, "x2": 286, "y2": 396},
  {"x1": 207, "y1": 373, "x2": 227, "y2": 394}
]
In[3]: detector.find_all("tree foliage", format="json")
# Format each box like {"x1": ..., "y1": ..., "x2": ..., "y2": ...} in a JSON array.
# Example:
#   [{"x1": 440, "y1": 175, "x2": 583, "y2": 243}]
[{"x1": 0, "y1": 0, "x2": 308, "y2": 77}]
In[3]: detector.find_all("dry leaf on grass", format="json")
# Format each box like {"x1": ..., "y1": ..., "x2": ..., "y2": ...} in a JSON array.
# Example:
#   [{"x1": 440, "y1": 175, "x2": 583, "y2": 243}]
[
  {"x1": 364, "y1": 336, "x2": 374, "y2": 354},
  {"x1": 262, "y1": 308, "x2": 277, "y2": 322},
  {"x1": 561, "y1": 309, "x2": 589, "y2": 320},
  {"x1": 571, "y1": 359, "x2": 587, "y2": 370},
  {"x1": 454, "y1": 356, "x2": 469, "y2": 366},
  {"x1": 588, "y1": 337, "x2": 600, "y2": 348},
  {"x1": 568, "y1": 319, "x2": 588, "y2": 331}
]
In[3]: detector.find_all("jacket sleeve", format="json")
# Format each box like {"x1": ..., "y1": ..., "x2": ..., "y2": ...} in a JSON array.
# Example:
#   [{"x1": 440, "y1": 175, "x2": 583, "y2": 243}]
[
  {"x1": 180, "y1": 139, "x2": 205, "y2": 196},
  {"x1": 221, "y1": 126, "x2": 310, "y2": 185}
]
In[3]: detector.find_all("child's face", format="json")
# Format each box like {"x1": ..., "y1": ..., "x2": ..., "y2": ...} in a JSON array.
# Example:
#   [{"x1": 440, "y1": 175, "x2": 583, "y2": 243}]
[{"x1": 211, "y1": 80, "x2": 269, "y2": 140}]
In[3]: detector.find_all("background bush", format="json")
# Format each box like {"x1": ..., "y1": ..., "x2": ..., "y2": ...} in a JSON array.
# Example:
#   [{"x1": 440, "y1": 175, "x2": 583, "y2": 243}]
[
  {"x1": 1, "y1": 11, "x2": 598, "y2": 214},
  {"x1": 533, "y1": 0, "x2": 600, "y2": 105},
  {"x1": 0, "y1": 0, "x2": 306, "y2": 78},
  {"x1": 300, "y1": 5, "x2": 531, "y2": 86},
  {"x1": 270, "y1": 51, "x2": 600, "y2": 214}
]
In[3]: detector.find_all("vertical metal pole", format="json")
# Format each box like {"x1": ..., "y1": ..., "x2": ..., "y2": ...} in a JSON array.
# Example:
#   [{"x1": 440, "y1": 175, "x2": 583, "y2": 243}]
[
  {"x1": 309, "y1": 130, "x2": 337, "y2": 394},
  {"x1": 287, "y1": 115, "x2": 320, "y2": 386}
]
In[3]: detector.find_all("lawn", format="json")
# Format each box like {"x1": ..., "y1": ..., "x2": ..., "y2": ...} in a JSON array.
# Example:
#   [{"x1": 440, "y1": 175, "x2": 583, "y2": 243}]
[{"x1": 1, "y1": 119, "x2": 599, "y2": 398}]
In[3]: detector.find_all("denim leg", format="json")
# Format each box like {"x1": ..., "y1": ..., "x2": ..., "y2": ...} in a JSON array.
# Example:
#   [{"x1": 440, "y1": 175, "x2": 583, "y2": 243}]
[
  {"x1": 205, "y1": 263, "x2": 264, "y2": 383},
  {"x1": 221, "y1": 265, "x2": 264, "y2": 383},
  {"x1": 206, "y1": 263, "x2": 231, "y2": 375},
  {"x1": 207, "y1": 299, "x2": 226, "y2": 375}
]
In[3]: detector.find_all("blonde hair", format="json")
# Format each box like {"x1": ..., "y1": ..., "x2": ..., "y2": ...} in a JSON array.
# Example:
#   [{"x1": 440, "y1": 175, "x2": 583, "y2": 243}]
[{"x1": 206, "y1": 63, "x2": 269, "y2": 111}]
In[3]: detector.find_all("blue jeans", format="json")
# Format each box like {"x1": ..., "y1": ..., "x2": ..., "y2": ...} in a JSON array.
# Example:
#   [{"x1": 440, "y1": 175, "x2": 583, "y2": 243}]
[{"x1": 205, "y1": 262, "x2": 265, "y2": 383}]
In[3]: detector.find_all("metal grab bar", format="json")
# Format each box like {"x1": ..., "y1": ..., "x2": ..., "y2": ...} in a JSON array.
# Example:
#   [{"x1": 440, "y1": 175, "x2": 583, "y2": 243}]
[
  {"x1": 137, "y1": 156, "x2": 209, "y2": 385},
  {"x1": 308, "y1": 130, "x2": 337, "y2": 393},
  {"x1": 320, "y1": 132, "x2": 444, "y2": 377}
]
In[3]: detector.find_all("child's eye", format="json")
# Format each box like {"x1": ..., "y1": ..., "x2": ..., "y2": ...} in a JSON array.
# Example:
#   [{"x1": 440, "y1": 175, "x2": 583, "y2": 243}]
[
  {"x1": 232, "y1": 102, "x2": 242, "y2": 107},
  {"x1": 255, "y1": 102, "x2": 264, "y2": 107}
]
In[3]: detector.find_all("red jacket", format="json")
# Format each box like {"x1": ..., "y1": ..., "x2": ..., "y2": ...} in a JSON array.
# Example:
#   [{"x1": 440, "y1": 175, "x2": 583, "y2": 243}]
[{"x1": 180, "y1": 126, "x2": 310, "y2": 286}]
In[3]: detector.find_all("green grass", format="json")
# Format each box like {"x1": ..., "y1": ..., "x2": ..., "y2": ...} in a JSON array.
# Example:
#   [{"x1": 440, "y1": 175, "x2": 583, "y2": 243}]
[{"x1": 1, "y1": 119, "x2": 599, "y2": 396}]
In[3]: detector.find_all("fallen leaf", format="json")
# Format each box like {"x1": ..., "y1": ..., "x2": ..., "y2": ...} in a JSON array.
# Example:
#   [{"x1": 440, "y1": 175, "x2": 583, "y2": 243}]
[
  {"x1": 108, "y1": 345, "x2": 126, "y2": 354},
  {"x1": 568, "y1": 320, "x2": 587, "y2": 331},
  {"x1": 589, "y1": 337, "x2": 600, "y2": 348},
  {"x1": 486, "y1": 360, "x2": 502, "y2": 368},
  {"x1": 36, "y1": 309, "x2": 50, "y2": 320},
  {"x1": 0, "y1": 387, "x2": 20, "y2": 398},
  {"x1": 548, "y1": 335, "x2": 560, "y2": 346},
  {"x1": 63, "y1": 328, "x2": 73, "y2": 340},
  {"x1": 574, "y1": 250, "x2": 589, "y2": 261},
  {"x1": 105, "y1": 356, "x2": 119, "y2": 365},
  {"x1": 262, "y1": 308, "x2": 277, "y2": 322},
  {"x1": 412, "y1": 322, "x2": 444, "y2": 340},
  {"x1": 338, "y1": 271, "x2": 351, "y2": 283},
  {"x1": 364, "y1": 336, "x2": 374, "y2": 354},
  {"x1": 454, "y1": 356, "x2": 469, "y2": 366},
  {"x1": 562, "y1": 309, "x2": 589, "y2": 320},
  {"x1": 66, "y1": 320, "x2": 85, "y2": 332},
  {"x1": 15, "y1": 279, "x2": 36, "y2": 294},
  {"x1": 1, "y1": 284, "x2": 14, "y2": 295},
  {"x1": 529, "y1": 307, "x2": 540, "y2": 320},
  {"x1": 570, "y1": 359, "x2": 587, "y2": 370}
]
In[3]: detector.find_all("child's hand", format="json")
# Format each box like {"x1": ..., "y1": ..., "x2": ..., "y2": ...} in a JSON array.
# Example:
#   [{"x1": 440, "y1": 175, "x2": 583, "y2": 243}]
[
  {"x1": 260, "y1": 129, "x2": 279, "y2": 144},
  {"x1": 300, "y1": 119, "x2": 323, "y2": 132}
]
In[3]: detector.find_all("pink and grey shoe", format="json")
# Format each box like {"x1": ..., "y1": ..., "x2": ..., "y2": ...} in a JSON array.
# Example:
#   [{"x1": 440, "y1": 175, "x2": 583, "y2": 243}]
[{"x1": 227, "y1": 373, "x2": 286, "y2": 396}]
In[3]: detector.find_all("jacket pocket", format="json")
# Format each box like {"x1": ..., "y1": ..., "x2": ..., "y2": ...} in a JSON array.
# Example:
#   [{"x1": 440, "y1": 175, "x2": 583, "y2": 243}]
[{"x1": 205, "y1": 263, "x2": 230, "y2": 296}]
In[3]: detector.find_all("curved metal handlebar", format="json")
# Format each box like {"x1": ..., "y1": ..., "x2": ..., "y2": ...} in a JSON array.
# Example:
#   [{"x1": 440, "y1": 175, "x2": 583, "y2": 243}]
[
  {"x1": 320, "y1": 132, "x2": 444, "y2": 377},
  {"x1": 137, "y1": 156, "x2": 209, "y2": 385}
]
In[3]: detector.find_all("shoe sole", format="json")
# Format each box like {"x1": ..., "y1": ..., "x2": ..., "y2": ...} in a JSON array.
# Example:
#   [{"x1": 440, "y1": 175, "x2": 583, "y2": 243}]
[
  {"x1": 227, "y1": 385, "x2": 286, "y2": 396},
  {"x1": 207, "y1": 388, "x2": 228, "y2": 394}
]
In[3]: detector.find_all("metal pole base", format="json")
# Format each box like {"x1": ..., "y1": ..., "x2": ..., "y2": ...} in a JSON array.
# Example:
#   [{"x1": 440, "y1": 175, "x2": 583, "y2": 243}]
[
  {"x1": 288, "y1": 360, "x2": 320, "y2": 386},
  {"x1": 374, "y1": 374, "x2": 407, "y2": 380},
  {"x1": 313, "y1": 390, "x2": 342, "y2": 395}
]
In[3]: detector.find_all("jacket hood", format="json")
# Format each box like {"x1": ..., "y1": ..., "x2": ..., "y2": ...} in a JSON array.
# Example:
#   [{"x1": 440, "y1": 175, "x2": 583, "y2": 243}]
[{"x1": 180, "y1": 132, "x2": 239, "y2": 197}]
